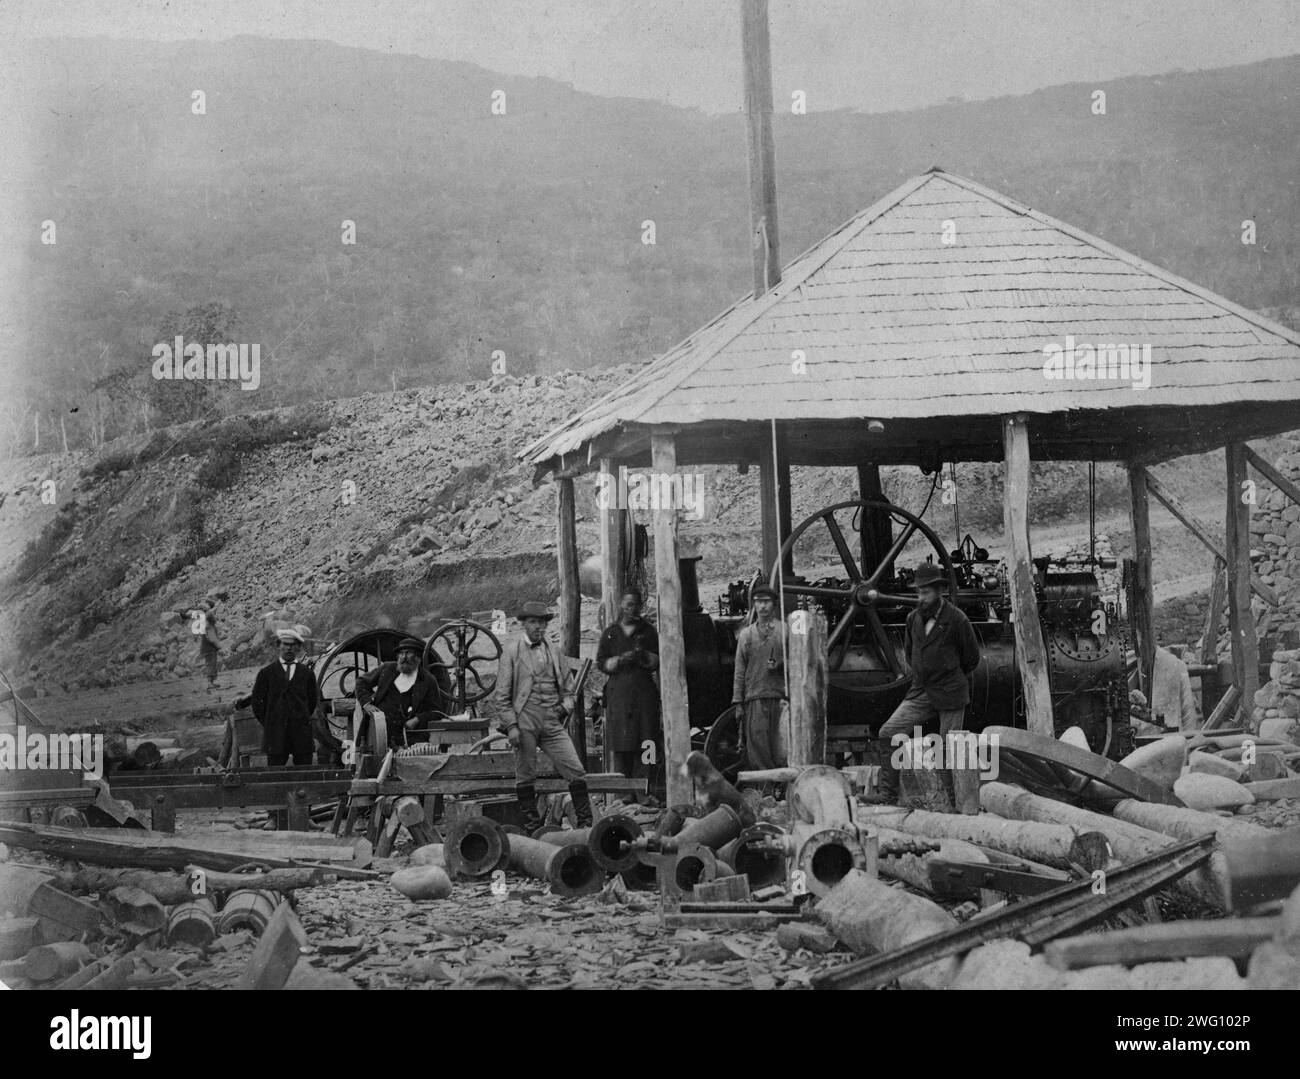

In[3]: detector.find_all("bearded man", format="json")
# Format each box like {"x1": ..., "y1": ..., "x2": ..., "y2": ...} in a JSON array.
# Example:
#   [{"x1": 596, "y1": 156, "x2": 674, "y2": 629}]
[{"x1": 355, "y1": 637, "x2": 451, "y2": 748}]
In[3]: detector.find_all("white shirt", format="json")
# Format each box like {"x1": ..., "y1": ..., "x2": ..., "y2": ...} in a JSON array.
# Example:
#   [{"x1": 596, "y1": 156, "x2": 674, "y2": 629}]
[
  {"x1": 281, "y1": 662, "x2": 297, "y2": 681},
  {"x1": 394, "y1": 671, "x2": 417, "y2": 694}
]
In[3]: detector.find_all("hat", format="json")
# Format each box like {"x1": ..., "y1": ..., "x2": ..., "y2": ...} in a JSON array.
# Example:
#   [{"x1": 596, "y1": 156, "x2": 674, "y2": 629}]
[
  {"x1": 516, "y1": 601, "x2": 554, "y2": 621},
  {"x1": 913, "y1": 563, "x2": 949, "y2": 589},
  {"x1": 750, "y1": 583, "x2": 780, "y2": 602},
  {"x1": 395, "y1": 636, "x2": 424, "y2": 654},
  {"x1": 276, "y1": 628, "x2": 305, "y2": 644}
]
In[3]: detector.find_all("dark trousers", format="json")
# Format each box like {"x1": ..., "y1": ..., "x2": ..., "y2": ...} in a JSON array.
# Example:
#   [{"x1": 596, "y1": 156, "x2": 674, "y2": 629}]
[{"x1": 268, "y1": 751, "x2": 311, "y2": 767}]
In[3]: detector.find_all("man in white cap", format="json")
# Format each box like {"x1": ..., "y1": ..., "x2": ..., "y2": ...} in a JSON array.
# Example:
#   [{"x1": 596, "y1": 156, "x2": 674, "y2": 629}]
[{"x1": 250, "y1": 627, "x2": 319, "y2": 766}]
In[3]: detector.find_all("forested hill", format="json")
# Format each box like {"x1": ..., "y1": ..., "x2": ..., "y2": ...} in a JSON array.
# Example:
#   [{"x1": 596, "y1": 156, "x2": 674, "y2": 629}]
[{"x1": 7, "y1": 38, "x2": 1299, "y2": 452}]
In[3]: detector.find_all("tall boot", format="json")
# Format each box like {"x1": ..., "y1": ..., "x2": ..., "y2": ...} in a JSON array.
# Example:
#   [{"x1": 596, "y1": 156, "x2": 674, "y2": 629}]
[
  {"x1": 861, "y1": 738, "x2": 900, "y2": 805},
  {"x1": 516, "y1": 783, "x2": 543, "y2": 834},
  {"x1": 569, "y1": 779, "x2": 593, "y2": 828}
]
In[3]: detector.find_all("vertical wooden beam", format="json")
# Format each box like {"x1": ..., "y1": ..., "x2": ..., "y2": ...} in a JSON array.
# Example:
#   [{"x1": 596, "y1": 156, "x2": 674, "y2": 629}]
[
  {"x1": 1127, "y1": 463, "x2": 1156, "y2": 697},
  {"x1": 741, "y1": 0, "x2": 780, "y2": 298},
  {"x1": 1201, "y1": 558, "x2": 1226, "y2": 667},
  {"x1": 651, "y1": 430, "x2": 691, "y2": 805},
  {"x1": 598, "y1": 457, "x2": 625, "y2": 632},
  {"x1": 556, "y1": 476, "x2": 585, "y2": 761},
  {"x1": 1002, "y1": 415, "x2": 1053, "y2": 737},
  {"x1": 787, "y1": 607, "x2": 827, "y2": 766},
  {"x1": 1225, "y1": 443, "x2": 1259, "y2": 730},
  {"x1": 857, "y1": 462, "x2": 893, "y2": 577},
  {"x1": 759, "y1": 427, "x2": 793, "y2": 577}
]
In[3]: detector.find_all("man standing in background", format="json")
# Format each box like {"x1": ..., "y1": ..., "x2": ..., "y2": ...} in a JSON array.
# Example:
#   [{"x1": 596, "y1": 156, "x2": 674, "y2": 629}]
[
  {"x1": 250, "y1": 627, "x2": 319, "y2": 766},
  {"x1": 596, "y1": 588, "x2": 660, "y2": 793},
  {"x1": 732, "y1": 584, "x2": 788, "y2": 770}
]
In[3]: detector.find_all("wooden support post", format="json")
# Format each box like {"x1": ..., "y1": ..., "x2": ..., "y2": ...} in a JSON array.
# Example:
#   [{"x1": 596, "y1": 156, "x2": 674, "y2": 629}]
[
  {"x1": 1002, "y1": 416, "x2": 1053, "y2": 736},
  {"x1": 742, "y1": 0, "x2": 780, "y2": 298},
  {"x1": 598, "y1": 457, "x2": 625, "y2": 632},
  {"x1": 652, "y1": 430, "x2": 691, "y2": 807},
  {"x1": 759, "y1": 428, "x2": 793, "y2": 577},
  {"x1": 1145, "y1": 471, "x2": 1276, "y2": 605},
  {"x1": 857, "y1": 463, "x2": 893, "y2": 577},
  {"x1": 1245, "y1": 444, "x2": 1300, "y2": 507},
  {"x1": 1201, "y1": 558, "x2": 1226, "y2": 667},
  {"x1": 151, "y1": 791, "x2": 176, "y2": 834},
  {"x1": 1225, "y1": 444, "x2": 1259, "y2": 730},
  {"x1": 787, "y1": 607, "x2": 828, "y2": 767},
  {"x1": 1128, "y1": 463, "x2": 1156, "y2": 697},
  {"x1": 557, "y1": 475, "x2": 585, "y2": 762}
]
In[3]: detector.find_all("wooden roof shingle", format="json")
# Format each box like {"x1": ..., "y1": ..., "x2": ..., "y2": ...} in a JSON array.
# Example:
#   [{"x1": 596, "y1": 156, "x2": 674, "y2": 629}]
[{"x1": 522, "y1": 169, "x2": 1300, "y2": 468}]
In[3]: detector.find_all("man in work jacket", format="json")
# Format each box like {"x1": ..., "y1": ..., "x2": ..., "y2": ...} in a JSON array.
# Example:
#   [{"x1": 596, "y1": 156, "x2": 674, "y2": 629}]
[
  {"x1": 494, "y1": 601, "x2": 591, "y2": 834},
  {"x1": 872, "y1": 563, "x2": 981, "y2": 804}
]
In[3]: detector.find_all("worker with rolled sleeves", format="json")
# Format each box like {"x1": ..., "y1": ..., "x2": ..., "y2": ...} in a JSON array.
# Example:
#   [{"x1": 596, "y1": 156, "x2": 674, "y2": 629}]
[
  {"x1": 869, "y1": 563, "x2": 981, "y2": 805},
  {"x1": 494, "y1": 601, "x2": 592, "y2": 835}
]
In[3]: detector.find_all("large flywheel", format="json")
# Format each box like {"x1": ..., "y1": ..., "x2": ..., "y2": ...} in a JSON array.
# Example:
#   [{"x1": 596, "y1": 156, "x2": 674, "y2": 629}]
[{"x1": 770, "y1": 498, "x2": 959, "y2": 680}]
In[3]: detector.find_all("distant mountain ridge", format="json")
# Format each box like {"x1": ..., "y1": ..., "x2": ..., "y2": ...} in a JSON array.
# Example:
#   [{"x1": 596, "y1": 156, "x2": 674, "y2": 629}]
[{"x1": 6, "y1": 39, "x2": 1299, "y2": 453}]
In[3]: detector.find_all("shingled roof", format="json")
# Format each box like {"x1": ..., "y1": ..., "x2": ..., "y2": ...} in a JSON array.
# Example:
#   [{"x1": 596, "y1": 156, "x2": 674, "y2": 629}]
[{"x1": 523, "y1": 169, "x2": 1300, "y2": 470}]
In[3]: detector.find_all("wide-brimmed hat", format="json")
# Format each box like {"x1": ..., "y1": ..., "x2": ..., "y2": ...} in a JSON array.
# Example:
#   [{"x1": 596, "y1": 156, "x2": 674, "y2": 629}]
[
  {"x1": 395, "y1": 636, "x2": 424, "y2": 654},
  {"x1": 750, "y1": 583, "x2": 780, "y2": 602},
  {"x1": 913, "y1": 563, "x2": 949, "y2": 589},
  {"x1": 516, "y1": 601, "x2": 555, "y2": 621}
]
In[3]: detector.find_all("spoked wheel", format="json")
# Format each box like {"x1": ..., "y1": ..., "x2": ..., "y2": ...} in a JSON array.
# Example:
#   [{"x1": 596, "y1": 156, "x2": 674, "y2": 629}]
[
  {"x1": 424, "y1": 619, "x2": 503, "y2": 714},
  {"x1": 702, "y1": 704, "x2": 745, "y2": 783},
  {"x1": 771, "y1": 499, "x2": 959, "y2": 679}
]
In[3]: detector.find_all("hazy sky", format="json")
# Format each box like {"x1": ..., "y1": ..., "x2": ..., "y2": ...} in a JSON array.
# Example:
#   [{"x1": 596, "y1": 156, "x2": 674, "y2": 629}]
[{"x1": 4, "y1": 0, "x2": 1300, "y2": 113}]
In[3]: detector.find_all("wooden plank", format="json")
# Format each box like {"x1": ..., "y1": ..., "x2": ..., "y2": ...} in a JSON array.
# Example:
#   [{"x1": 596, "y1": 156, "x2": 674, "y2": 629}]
[
  {"x1": 1243, "y1": 775, "x2": 1300, "y2": 801},
  {"x1": 236, "y1": 900, "x2": 306, "y2": 990},
  {"x1": 1245, "y1": 444, "x2": 1300, "y2": 507},
  {"x1": 1201, "y1": 558, "x2": 1226, "y2": 667},
  {"x1": 652, "y1": 429, "x2": 692, "y2": 806},
  {"x1": 1002, "y1": 415, "x2": 1053, "y2": 736},
  {"x1": 787, "y1": 607, "x2": 828, "y2": 767},
  {"x1": 1128, "y1": 463, "x2": 1156, "y2": 696},
  {"x1": 1146, "y1": 471, "x2": 1277, "y2": 605},
  {"x1": 1201, "y1": 685, "x2": 1241, "y2": 731},
  {"x1": 1225, "y1": 443, "x2": 1259, "y2": 729},
  {"x1": 1043, "y1": 918, "x2": 1280, "y2": 970}
]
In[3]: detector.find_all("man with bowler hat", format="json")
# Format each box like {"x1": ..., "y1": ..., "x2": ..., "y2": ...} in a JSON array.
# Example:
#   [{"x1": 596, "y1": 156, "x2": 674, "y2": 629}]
[
  {"x1": 868, "y1": 562, "x2": 981, "y2": 804},
  {"x1": 494, "y1": 601, "x2": 591, "y2": 834},
  {"x1": 355, "y1": 636, "x2": 452, "y2": 748}
]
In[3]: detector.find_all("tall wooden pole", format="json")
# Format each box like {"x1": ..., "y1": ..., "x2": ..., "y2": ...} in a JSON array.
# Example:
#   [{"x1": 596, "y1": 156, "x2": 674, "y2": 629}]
[
  {"x1": 787, "y1": 607, "x2": 828, "y2": 766},
  {"x1": 1127, "y1": 463, "x2": 1155, "y2": 699},
  {"x1": 556, "y1": 476, "x2": 585, "y2": 761},
  {"x1": 1002, "y1": 415, "x2": 1054, "y2": 737},
  {"x1": 651, "y1": 429, "x2": 691, "y2": 805},
  {"x1": 759, "y1": 427, "x2": 793, "y2": 577},
  {"x1": 598, "y1": 457, "x2": 625, "y2": 632},
  {"x1": 742, "y1": 0, "x2": 780, "y2": 298},
  {"x1": 1225, "y1": 443, "x2": 1259, "y2": 730}
]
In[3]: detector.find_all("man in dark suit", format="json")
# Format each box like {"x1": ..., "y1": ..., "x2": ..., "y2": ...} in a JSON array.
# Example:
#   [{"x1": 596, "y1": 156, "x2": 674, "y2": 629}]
[
  {"x1": 250, "y1": 627, "x2": 319, "y2": 766},
  {"x1": 355, "y1": 637, "x2": 451, "y2": 748},
  {"x1": 871, "y1": 563, "x2": 981, "y2": 804}
]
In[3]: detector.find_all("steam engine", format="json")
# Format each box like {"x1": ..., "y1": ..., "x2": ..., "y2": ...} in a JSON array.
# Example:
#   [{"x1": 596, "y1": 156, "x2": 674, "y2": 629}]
[{"x1": 682, "y1": 534, "x2": 1132, "y2": 765}]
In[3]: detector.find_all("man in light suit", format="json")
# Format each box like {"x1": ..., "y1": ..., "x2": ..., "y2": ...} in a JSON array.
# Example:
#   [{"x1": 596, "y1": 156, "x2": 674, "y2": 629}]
[
  {"x1": 494, "y1": 601, "x2": 590, "y2": 834},
  {"x1": 250, "y1": 627, "x2": 319, "y2": 766}
]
